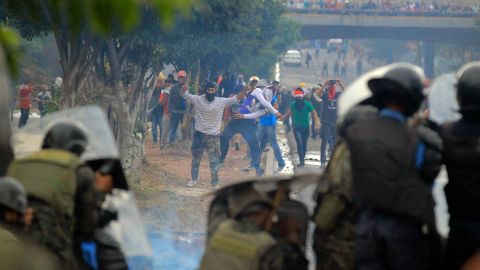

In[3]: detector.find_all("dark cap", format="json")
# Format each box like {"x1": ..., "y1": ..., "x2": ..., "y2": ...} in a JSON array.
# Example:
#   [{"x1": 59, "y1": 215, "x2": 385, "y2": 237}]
[{"x1": 205, "y1": 81, "x2": 217, "y2": 89}]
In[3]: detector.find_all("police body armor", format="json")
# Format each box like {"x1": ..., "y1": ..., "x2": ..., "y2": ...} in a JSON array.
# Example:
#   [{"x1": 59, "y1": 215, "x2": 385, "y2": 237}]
[
  {"x1": 8, "y1": 148, "x2": 81, "y2": 264},
  {"x1": 344, "y1": 113, "x2": 435, "y2": 227},
  {"x1": 199, "y1": 219, "x2": 277, "y2": 270},
  {"x1": 439, "y1": 120, "x2": 480, "y2": 221}
]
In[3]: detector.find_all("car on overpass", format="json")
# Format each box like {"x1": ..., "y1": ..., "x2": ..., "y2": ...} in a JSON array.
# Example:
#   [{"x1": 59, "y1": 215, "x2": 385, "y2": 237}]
[{"x1": 284, "y1": 50, "x2": 302, "y2": 66}]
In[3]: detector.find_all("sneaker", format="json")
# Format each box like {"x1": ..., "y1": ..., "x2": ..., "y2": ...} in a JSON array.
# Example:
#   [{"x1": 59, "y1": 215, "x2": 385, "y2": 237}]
[
  {"x1": 320, "y1": 162, "x2": 327, "y2": 168},
  {"x1": 211, "y1": 182, "x2": 220, "y2": 190},
  {"x1": 278, "y1": 163, "x2": 286, "y2": 171},
  {"x1": 297, "y1": 162, "x2": 305, "y2": 167},
  {"x1": 186, "y1": 180, "x2": 197, "y2": 187},
  {"x1": 256, "y1": 167, "x2": 265, "y2": 176}
]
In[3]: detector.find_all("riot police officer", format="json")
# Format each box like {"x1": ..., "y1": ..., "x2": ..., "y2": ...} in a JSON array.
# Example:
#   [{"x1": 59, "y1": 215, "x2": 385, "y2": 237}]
[
  {"x1": 8, "y1": 123, "x2": 100, "y2": 269},
  {"x1": 439, "y1": 62, "x2": 480, "y2": 270},
  {"x1": 200, "y1": 177, "x2": 310, "y2": 270},
  {"x1": 341, "y1": 65, "x2": 439, "y2": 270}
]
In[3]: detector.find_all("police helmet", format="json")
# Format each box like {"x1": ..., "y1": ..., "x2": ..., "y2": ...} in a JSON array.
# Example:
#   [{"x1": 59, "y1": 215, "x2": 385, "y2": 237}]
[
  {"x1": 42, "y1": 123, "x2": 88, "y2": 156},
  {"x1": 228, "y1": 185, "x2": 272, "y2": 219},
  {"x1": 0, "y1": 177, "x2": 27, "y2": 214},
  {"x1": 456, "y1": 62, "x2": 480, "y2": 114},
  {"x1": 368, "y1": 65, "x2": 426, "y2": 116}
]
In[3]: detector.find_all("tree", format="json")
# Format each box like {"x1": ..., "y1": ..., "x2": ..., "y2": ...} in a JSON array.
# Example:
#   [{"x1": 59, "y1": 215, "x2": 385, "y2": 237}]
[{"x1": 1, "y1": 0, "x2": 196, "y2": 170}]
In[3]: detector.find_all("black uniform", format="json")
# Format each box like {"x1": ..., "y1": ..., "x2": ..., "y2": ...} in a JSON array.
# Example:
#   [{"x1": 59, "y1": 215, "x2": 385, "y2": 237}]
[
  {"x1": 345, "y1": 108, "x2": 437, "y2": 270},
  {"x1": 440, "y1": 119, "x2": 480, "y2": 270}
]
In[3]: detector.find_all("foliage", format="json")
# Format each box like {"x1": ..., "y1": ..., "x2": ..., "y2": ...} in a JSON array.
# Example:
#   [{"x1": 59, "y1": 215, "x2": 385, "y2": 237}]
[{"x1": 0, "y1": 26, "x2": 20, "y2": 77}]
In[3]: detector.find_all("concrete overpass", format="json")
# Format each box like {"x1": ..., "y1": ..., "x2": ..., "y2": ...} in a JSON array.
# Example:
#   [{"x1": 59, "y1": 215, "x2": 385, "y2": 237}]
[
  {"x1": 288, "y1": 11, "x2": 480, "y2": 44},
  {"x1": 287, "y1": 10, "x2": 480, "y2": 76}
]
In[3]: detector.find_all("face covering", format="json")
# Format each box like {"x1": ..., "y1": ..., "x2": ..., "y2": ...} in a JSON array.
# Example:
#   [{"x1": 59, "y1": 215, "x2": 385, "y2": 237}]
[
  {"x1": 328, "y1": 85, "x2": 336, "y2": 101},
  {"x1": 206, "y1": 92, "x2": 216, "y2": 102},
  {"x1": 294, "y1": 98, "x2": 305, "y2": 110}
]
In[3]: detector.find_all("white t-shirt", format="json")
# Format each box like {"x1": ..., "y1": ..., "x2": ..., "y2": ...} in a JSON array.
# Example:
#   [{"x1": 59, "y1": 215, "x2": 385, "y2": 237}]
[{"x1": 182, "y1": 92, "x2": 237, "y2": 136}]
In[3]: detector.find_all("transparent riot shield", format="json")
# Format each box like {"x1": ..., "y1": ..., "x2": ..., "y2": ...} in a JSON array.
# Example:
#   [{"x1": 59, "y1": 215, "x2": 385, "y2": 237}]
[
  {"x1": 14, "y1": 105, "x2": 127, "y2": 188},
  {"x1": 101, "y1": 189, "x2": 153, "y2": 269},
  {"x1": 338, "y1": 62, "x2": 425, "y2": 122},
  {"x1": 13, "y1": 105, "x2": 119, "y2": 159},
  {"x1": 427, "y1": 73, "x2": 461, "y2": 125}
]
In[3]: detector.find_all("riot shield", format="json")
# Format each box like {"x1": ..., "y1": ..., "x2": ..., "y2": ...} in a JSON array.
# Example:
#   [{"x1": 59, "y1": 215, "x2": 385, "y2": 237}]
[
  {"x1": 13, "y1": 105, "x2": 128, "y2": 189},
  {"x1": 338, "y1": 63, "x2": 425, "y2": 122},
  {"x1": 100, "y1": 189, "x2": 153, "y2": 269},
  {"x1": 0, "y1": 48, "x2": 13, "y2": 175},
  {"x1": 427, "y1": 73, "x2": 461, "y2": 125},
  {"x1": 13, "y1": 105, "x2": 118, "y2": 157}
]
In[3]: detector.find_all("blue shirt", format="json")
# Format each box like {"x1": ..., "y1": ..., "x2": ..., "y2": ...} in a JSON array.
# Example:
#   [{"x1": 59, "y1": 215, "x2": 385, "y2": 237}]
[
  {"x1": 260, "y1": 96, "x2": 277, "y2": 126},
  {"x1": 379, "y1": 108, "x2": 425, "y2": 169}
]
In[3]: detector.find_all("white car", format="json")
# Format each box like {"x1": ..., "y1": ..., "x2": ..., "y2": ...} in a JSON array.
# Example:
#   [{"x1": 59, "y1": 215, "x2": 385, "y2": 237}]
[{"x1": 284, "y1": 50, "x2": 302, "y2": 66}]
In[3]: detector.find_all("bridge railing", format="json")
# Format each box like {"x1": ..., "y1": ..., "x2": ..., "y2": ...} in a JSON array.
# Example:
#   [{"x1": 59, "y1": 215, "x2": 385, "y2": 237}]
[{"x1": 289, "y1": 8, "x2": 479, "y2": 18}]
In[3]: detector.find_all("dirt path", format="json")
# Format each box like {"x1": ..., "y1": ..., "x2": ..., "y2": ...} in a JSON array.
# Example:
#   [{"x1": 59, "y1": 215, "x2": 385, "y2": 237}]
[{"x1": 131, "y1": 135, "x2": 263, "y2": 268}]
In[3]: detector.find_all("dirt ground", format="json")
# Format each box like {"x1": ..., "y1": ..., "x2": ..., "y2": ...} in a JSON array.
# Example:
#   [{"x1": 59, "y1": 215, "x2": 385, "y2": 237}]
[{"x1": 131, "y1": 135, "x2": 262, "y2": 234}]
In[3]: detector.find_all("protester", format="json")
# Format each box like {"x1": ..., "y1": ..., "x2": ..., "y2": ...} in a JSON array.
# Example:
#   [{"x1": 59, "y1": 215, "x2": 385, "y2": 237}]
[
  {"x1": 18, "y1": 80, "x2": 34, "y2": 128},
  {"x1": 311, "y1": 86, "x2": 323, "y2": 139},
  {"x1": 160, "y1": 78, "x2": 173, "y2": 147},
  {"x1": 181, "y1": 81, "x2": 246, "y2": 188},
  {"x1": 306, "y1": 52, "x2": 313, "y2": 68},
  {"x1": 148, "y1": 73, "x2": 166, "y2": 145},
  {"x1": 282, "y1": 88, "x2": 320, "y2": 167},
  {"x1": 36, "y1": 86, "x2": 51, "y2": 117},
  {"x1": 333, "y1": 60, "x2": 340, "y2": 77},
  {"x1": 232, "y1": 74, "x2": 246, "y2": 95},
  {"x1": 168, "y1": 70, "x2": 188, "y2": 144},
  {"x1": 320, "y1": 79, "x2": 344, "y2": 167},
  {"x1": 322, "y1": 59, "x2": 329, "y2": 76},
  {"x1": 220, "y1": 76, "x2": 282, "y2": 176},
  {"x1": 257, "y1": 93, "x2": 286, "y2": 171},
  {"x1": 279, "y1": 87, "x2": 293, "y2": 132}
]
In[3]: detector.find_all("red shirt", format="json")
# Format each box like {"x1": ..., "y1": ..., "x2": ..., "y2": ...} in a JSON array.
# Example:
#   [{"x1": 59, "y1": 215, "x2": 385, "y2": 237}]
[{"x1": 19, "y1": 85, "x2": 33, "y2": 109}]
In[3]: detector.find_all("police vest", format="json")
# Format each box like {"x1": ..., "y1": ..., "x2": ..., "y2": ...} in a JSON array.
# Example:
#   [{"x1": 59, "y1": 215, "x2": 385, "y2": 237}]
[
  {"x1": 199, "y1": 219, "x2": 276, "y2": 270},
  {"x1": 439, "y1": 120, "x2": 480, "y2": 221},
  {"x1": 8, "y1": 149, "x2": 81, "y2": 217},
  {"x1": 344, "y1": 114, "x2": 435, "y2": 227}
]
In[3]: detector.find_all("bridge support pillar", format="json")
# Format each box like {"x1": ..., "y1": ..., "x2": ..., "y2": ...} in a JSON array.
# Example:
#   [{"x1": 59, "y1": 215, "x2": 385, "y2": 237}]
[{"x1": 424, "y1": 42, "x2": 435, "y2": 78}]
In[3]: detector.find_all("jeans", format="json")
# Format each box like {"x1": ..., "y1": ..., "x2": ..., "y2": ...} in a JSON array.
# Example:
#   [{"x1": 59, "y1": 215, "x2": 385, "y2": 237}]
[
  {"x1": 258, "y1": 125, "x2": 285, "y2": 167},
  {"x1": 191, "y1": 131, "x2": 220, "y2": 185},
  {"x1": 321, "y1": 122, "x2": 336, "y2": 163},
  {"x1": 293, "y1": 127, "x2": 310, "y2": 165},
  {"x1": 220, "y1": 119, "x2": 260, "y2": 170},
  {"x1": 18, "y1": 108, "x2": 30, "y2": 128},
  {"x1": 356, "y1": 210, "x2": 429, "y2": 270},
  {"x1": 151, "y1": 111, "x2": 163, "y2": 143},
  {"x1": 169, "y1": 112, "x2": 184, "y2": 143}
]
